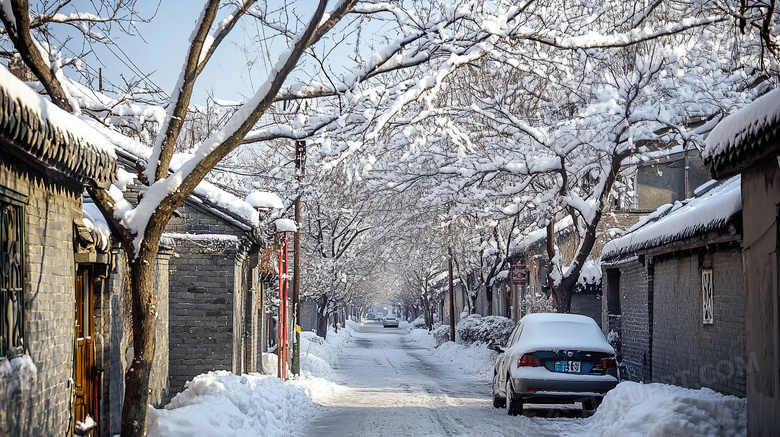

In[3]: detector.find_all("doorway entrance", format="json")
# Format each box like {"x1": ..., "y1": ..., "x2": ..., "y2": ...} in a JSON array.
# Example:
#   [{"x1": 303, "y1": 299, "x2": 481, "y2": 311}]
[{"x1": 74, "y1": 266, "x2": 96, "y2": 435}]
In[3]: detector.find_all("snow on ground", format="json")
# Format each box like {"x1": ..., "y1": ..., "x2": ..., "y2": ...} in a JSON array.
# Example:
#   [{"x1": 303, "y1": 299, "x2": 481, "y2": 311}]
[
  {"x1": 147, "y1": 324, "x2": 355, "y2": 437},
  {"x1": 588, "y1": 382, "x2": 746, "y2": 437},
  {"x1": 148, "y1": 322, "x2": 745, "y2": 436},
  {"x1": 405, "y1": 326, "x2": 745, "y2": 436},
  {"x1": 406, "y1": 329, "x2": 498, "y2": 380},
  {"x1": 146, "y1": 371, "x2": 316, "y2": 437}
]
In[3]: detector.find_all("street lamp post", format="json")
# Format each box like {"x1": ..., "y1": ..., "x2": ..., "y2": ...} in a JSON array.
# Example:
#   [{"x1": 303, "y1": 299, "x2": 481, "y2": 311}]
[
  {"x1": 274, "y1": 218, "x2": 298, "y2": 379},
  {"x1": 245, "y1": 191, "x2": 290, "y2": 379}
]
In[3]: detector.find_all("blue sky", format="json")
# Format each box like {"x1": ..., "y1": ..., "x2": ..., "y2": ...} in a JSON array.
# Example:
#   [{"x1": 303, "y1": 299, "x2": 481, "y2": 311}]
[{"x1": 98, "y1": 1, "x2": 272, "y2": 105}]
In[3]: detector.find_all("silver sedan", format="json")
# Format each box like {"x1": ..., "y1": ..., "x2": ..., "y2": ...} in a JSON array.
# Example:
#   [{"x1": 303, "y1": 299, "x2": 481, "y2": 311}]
[{"x1": 490, "y1": 313, "x2": 618, "y2": 415}]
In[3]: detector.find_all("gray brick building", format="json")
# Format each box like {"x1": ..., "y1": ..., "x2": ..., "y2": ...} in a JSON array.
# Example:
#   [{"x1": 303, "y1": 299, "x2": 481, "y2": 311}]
[
  {"x1": 163, "y1": 199, "x2": 264, "y2": 396},
  {"x1": 703, "y1": 87, "x2": 780, "y2": 435},
  {"x1": 0, "y1": 64, "x2": 271, "y2": 436},
  {"x1": 0, "y1": 68, "x2": 116, "y2": 436},
  {"x1": 602, "y1": 175, "x2": 746, "y2": 397}
]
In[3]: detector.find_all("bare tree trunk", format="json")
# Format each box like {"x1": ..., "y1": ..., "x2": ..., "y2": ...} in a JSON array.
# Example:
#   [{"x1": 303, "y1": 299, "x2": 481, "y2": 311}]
[
  {"x1": 121, "y1": 257, "x2": 158, "y2": 436},
  {"x1": 316, "y1": 295, "x2": 329, "y2": 338},
  {"x1": 485, "y1": 283, "x2": 494, "y2": 315}
]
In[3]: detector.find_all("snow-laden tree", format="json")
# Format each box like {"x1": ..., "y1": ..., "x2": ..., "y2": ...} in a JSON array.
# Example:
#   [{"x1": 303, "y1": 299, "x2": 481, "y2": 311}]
[
  {"x1": 2, "y1": 0, "x2": 768, "y2": 434},
  {"x1": 341, "y1": 3, "x2": 776, "y2": 312},
  {"x1": 398, "y1": 245, "x2": 447, "y2": 331},
  {"x1": 443, "y1": 213, "x2": 521, "y2": 316},
  {"x1": 0, "y1": 0, "x2": 510, "y2": 433},
  {"x1": 299, "y1": 170, "x2": 378, "y2": 338}
]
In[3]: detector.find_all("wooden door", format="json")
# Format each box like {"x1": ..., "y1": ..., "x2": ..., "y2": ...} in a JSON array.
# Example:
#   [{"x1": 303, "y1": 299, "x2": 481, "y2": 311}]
[{"x1": 74, "y1": 267, "x2": 95, "y2": 434}]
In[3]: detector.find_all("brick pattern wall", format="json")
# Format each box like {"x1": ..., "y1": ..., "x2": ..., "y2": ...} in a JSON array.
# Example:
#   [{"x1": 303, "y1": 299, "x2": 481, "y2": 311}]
[
  {"x1": 168, "y1": 240, "x2": 237, "y2": 394},
  {"x1": 616, "y1": 260, "x2": 653, "y2": 383},
  {"x1": 652, "y1": 248, "x2": 746, "y2": 396},
  {"x1": 167, "y1": 201, "x2": 251, "y2": 396},
  {"x1": 571, "y1": 291, "x2": 602, "y2": 327},
  {"x1": 0, "y1": 165, "x2": 79, "y2": 436}
]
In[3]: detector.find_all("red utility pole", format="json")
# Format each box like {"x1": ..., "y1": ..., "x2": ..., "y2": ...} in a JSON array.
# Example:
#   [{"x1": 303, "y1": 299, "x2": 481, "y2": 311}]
[{"x1": 278, "y1": 231, "x2": 289, "y2": 379}]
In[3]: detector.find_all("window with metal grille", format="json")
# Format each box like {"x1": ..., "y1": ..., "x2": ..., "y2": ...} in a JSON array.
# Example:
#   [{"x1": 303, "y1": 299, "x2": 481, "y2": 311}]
[
  {"x1": 702, "y1": 269, "x2": 714, "y2": 325},
  {"x1": 1, "y1": 188, "x2": 25, "y2": 357}
]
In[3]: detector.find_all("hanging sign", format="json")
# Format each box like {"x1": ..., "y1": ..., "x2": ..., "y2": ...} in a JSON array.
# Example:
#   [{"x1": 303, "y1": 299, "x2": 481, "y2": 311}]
[{"x1": 511, "y1": 257, "x2": 528, "y2": 286}]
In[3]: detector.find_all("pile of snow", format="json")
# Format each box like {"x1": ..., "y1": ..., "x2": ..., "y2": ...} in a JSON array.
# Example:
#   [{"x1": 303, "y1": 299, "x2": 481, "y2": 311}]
[
  {"x1": 299, "y1": 324, "x2": 353, "y2": 376},
  {"x1": 147, "y1": 371, "x2": 317, "y2": 437},
  {"x1": 406, "y1": 324, "x2": 499, "y2": 380},
  {"x1": 407, "y1": 315, "x2": 428, "y2": 329},
  {"x1": 406, "y1": 328, "x2": 438, "y2": 349},
  {"x1": 431, "y1": 341, "x2": 498, "y2": 380},
  {"x1": 584, "y1": 382, "x2": 746, "y2": 437}
]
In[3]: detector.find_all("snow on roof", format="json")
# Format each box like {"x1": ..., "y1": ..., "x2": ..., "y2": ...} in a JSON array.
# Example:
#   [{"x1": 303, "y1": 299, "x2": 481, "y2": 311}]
[
  {"x1": 578, "y1": 259, "x2": 602, "y2": 286},
  {"x1": 245, "y1": 191, "x2": 284, "y2": 210},
  {"x1": 0, "y1": 65, "x2": 116, "y2": 156},
  {"x1": 602, "y1": 175, "x2": 741, "y2": 260},
  {"x1": 274, "y1": 218, "x2": 298, "y2": 232},
  {"x1": 511, "y1": 215, "x2": 574, "y2": 255},
  {"x1": 0, "y1": 65, "x2": 116, "y2": 187},
  {"x1": 100, "y1": 132, "x2": 261, "y2": 229},
  {"x1": 703, "y1": 88, "x2": 780, "y2": 177}
]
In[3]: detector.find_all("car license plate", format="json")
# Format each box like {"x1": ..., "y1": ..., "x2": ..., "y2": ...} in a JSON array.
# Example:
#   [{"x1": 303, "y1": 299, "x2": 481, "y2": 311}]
[{"x1": 554, "y1": 360, "x2": 581, "y2": 373}]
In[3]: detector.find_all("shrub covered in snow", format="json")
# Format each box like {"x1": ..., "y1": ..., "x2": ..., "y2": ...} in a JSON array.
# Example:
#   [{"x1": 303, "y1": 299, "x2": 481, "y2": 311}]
[
  {"x1": 432, "y1": 324, "x2": 451, "y2": 346},
  {"x1": 408, "y1": 315, "x2": 428, "y2": 329},
  {"x1": 456, "y1": 314, "x2": 514, "y2": 346}
]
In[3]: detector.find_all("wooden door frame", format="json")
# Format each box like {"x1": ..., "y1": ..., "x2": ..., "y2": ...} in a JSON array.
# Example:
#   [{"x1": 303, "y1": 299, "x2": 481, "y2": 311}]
[{"x1": 74, "y1": 265, "x2": 96, "y2": 435}]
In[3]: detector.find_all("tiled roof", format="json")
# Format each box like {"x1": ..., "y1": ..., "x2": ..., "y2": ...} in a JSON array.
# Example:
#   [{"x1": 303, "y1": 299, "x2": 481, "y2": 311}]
[
  {"x1": 0, "y1": 81, "x2": 116, "y2": 188},
  {"x1": 602, "y1": 176, "x2": 741, "y2": 260},
  {"x1": 703, "y1": 88, "x2": 780, "y2": 178}
]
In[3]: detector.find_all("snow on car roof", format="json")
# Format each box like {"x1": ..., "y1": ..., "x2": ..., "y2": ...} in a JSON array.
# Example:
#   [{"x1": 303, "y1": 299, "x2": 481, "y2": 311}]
[{"x1": 510, "y1": 313, "x2": 613, "y2": 354}]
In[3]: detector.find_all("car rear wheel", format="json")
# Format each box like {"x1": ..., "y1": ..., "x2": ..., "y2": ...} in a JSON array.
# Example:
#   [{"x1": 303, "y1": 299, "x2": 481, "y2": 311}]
[
  {"x1": 492, "y1": 373, "x2": 505, "y2": 408},
  {"x1": 506, "y1": 379, "x2": 522, "y2": 416}
]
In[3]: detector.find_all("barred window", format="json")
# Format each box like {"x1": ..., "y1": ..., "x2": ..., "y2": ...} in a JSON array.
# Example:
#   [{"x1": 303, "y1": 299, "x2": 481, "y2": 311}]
[
  {"x1": 702, "y1": 269, "x2": 714, "y2": 325},
  {"x1": 1, "y1": 188, "x2": 25, "y2": 357}
]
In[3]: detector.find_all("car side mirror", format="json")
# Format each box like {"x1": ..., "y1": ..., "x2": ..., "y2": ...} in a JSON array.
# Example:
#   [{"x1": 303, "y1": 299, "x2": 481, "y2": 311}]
[{"x1": 487, "y1": 343, "x2": 504, "y2": 354}]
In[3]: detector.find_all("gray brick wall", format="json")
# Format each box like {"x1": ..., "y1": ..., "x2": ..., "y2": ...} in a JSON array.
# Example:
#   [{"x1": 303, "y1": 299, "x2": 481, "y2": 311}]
[
  {"x1": 167, "y1": 239, "x2": 239, "y2": 395},
  {"x1": 0, "y1": 164, "x2": 79, "y2": 437},
  {"x1": 616, "y1": 260, "x2": 653, "y2": 383},
  {"x1": 652, "y1": 248, "x2": 746, "y2": 396},
  {"x1": 571, "y1": 291, "x2": 602, "y2": 327},
  {"x1": 166, "y1": 199, "x2": 260, "y2": 396}
]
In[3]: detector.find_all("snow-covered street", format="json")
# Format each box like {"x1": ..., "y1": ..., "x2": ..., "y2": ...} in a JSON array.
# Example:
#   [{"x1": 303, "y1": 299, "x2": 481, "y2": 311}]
[
  {"x1": 294, "y1": 321, "x2": 585, "y2": 436},
  {"x1": 147, "y1": 321, "x2": 747, "y2": 436}
]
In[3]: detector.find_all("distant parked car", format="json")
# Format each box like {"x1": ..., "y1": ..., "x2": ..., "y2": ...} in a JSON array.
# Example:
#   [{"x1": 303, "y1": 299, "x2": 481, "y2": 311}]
[
  {"x1": 366, "y1": 313, "x2": 376, "y2": 320},
  {"x1": 382, "y1": 314, "x2": 399, "y2": 328},
  {"x1": 490, "y1": 313, "x2": 618, "y2": 415}
]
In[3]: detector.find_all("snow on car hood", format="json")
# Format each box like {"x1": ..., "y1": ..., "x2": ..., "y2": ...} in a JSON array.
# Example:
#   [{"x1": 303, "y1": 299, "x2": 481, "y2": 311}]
[{"x1": 508, "y1": 313, "x2": 614, "y2": 355}]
